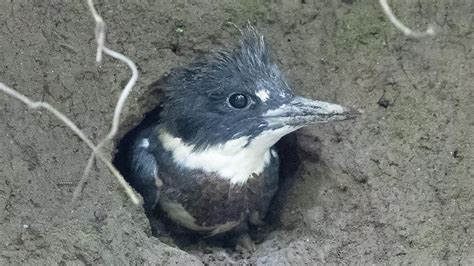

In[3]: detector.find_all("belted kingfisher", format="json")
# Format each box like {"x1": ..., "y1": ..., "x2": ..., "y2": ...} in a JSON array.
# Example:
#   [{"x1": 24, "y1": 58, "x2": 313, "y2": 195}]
[{"x1": 116, "y1": 26, "x2": 357, "y2": 250}]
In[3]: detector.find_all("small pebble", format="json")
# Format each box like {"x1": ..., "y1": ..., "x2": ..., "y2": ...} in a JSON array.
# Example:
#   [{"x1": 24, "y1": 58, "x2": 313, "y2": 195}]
[{"x1": 94, "y1": 209, "x2": 107, "y2": 221}]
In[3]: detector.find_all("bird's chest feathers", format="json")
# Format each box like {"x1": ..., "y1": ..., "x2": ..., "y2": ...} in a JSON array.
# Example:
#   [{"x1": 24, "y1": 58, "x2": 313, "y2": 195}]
[{"x1": 158, "y1": 129, "x2": 287, "y2": 184}]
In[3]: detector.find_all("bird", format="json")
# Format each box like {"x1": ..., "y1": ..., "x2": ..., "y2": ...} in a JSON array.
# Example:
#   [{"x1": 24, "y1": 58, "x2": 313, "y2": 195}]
[{"x1": 115, "y1": 26, "x2": 357, "y2": 251}]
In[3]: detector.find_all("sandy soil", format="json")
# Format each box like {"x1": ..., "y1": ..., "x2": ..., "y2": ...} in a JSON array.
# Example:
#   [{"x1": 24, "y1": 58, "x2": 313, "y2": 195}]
[{"x1": 1, "y1": 0, "x2": 473, "y2": 264}]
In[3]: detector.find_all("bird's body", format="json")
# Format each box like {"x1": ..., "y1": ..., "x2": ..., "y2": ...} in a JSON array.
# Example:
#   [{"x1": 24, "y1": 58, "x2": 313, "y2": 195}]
[
  {"x1": 117, "y1": 26, "x2": 356, "y2": 249},
  {"x1": 129, "y1": 125, "x2": 279, "y2": 236}
]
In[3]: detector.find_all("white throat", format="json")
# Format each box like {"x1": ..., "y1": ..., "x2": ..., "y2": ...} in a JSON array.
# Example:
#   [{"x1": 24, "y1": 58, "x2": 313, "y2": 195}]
[{"x1": 158, "y1": 126, "x2": 297, "y2": 185}]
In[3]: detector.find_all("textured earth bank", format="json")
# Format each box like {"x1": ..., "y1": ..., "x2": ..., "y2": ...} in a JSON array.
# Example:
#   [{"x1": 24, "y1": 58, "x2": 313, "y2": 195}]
[{"x1": 1, "y1": 1, "x2": 472, "y2": 264}]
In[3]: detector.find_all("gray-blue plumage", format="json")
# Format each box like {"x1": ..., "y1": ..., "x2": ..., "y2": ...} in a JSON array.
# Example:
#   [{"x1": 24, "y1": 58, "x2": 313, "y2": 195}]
[{"x1": 115, "y1": 26, "x2": 357, "y2": 249}]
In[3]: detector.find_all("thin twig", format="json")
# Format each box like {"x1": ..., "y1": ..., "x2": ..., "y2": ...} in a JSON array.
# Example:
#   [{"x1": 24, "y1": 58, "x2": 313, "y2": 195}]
[
  {"x1": 379, "y1": 0, "x2": 436, "y2": 38},
  {"x1": 75, "y1": 0, "x2": 139, "y2": 199},
  {"x1": 73, "y1": 147, "x2": 97, "y2": 200},
  {"x1": 0, "y1": 82, "x2": 140, "y2": 204},
  {"x1": 87, "y1": 0, "x2": 105, "y2": 63}
]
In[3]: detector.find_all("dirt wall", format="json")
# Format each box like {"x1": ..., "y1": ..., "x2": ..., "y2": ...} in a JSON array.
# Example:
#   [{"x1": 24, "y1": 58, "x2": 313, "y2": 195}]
[{"x1": 1, "y1": 0, "x2": 472, "y2": 264}]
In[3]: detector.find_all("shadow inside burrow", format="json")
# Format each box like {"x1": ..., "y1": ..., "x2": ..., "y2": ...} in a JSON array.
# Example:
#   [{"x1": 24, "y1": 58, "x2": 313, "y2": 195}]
[{"x1": 113, "y1": 96, "x2": 309, "y2": 252}]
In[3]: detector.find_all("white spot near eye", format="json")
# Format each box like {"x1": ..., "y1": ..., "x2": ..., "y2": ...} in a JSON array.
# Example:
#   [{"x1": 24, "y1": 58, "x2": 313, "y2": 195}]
[
  {"x1": 139, "y1": 138, "x2": 150, "y2": 148},
  {"x1": 256, "y1": 89, "x2": 270, "y2": 103}
]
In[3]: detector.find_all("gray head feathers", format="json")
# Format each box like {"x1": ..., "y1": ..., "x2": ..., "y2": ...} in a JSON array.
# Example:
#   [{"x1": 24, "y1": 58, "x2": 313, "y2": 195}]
[{"x1": 155, "y1": 25, "x2": 293, "y2": 149}]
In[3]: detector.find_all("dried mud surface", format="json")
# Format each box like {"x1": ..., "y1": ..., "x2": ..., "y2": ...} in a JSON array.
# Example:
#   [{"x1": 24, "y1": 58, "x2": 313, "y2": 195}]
[{"x1": 1, "y1": 1, "x2": 473, "y2": 265}]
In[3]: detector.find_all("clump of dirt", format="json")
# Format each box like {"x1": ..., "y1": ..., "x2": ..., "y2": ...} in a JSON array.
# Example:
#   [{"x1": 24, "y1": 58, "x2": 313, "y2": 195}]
[{"x1": 1, "y1": 1, "x2": 472, "y2": 264}]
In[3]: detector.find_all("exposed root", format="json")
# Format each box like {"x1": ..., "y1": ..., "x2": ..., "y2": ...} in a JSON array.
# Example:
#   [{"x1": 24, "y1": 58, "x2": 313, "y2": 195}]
[
  {"x1": 74, "y1": 0, "x2": 139, "y2": 202},
  {"x1": 0, "y1": 0, "x2": 141, "y2": 205},
  {"x1": 0, "y1": 83, "x2": 140, "y2": 204},
  {"x1": 379, "y1": 0, "x2": 436, "y2": 38}
]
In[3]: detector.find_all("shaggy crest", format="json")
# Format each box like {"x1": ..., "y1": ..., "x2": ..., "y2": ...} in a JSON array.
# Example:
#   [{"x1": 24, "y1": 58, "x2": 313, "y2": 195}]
[{"x1": 155, "y1": 25, "x2": 293, "y2": 150}]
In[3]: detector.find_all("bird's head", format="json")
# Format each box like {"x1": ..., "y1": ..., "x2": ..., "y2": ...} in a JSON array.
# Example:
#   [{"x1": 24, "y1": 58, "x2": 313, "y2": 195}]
[
  {"x1": 158, "y1": 26, "x2": 356, "y2": 150},
  {"x1": 156, "y1": 26, "x2": 357, "y2": 183}
]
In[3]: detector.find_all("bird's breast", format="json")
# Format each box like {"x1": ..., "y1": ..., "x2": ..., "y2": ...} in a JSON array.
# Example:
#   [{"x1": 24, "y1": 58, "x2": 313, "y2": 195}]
[
  {"x1": 152, "y1": 132, "x2": 280, "y2": 235},
  {"x1": 158, "y1": 161, "x2": 279, "y2": 235}
]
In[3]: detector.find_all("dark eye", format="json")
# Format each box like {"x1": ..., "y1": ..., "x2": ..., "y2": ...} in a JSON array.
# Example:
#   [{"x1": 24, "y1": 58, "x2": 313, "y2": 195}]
[{"x1": 228, "y1": 93, "x2": 248, "y2": 109}]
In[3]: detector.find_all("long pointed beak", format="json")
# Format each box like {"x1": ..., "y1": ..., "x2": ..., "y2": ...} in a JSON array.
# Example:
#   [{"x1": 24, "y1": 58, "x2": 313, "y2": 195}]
[{"x1": 263, "y1": 96, "x2": 359, "y2": 128}]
